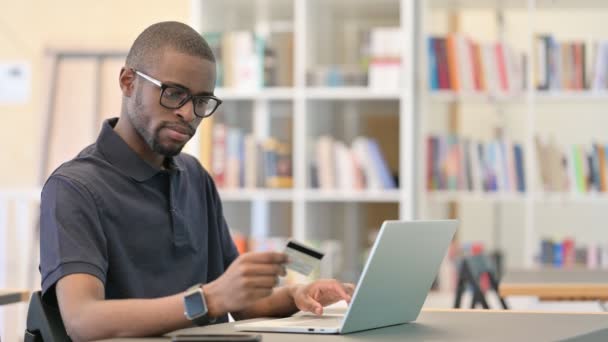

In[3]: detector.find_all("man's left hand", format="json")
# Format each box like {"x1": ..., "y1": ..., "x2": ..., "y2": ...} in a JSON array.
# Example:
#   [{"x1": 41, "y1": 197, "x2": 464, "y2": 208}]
[{"x1": 290, "y1": 279, "x2": 355, "y2": 316}]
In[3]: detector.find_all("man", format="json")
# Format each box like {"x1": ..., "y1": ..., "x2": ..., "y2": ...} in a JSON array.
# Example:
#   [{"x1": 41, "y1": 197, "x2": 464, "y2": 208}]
[{"x1": 40, "y1": 21, "x2": 354, "y2": 342}]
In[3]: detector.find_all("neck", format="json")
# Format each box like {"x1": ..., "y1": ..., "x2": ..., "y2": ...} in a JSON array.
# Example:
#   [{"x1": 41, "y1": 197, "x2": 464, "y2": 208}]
[{"x1": 114, "y1": 115, "x2": 165, "y2": 168}]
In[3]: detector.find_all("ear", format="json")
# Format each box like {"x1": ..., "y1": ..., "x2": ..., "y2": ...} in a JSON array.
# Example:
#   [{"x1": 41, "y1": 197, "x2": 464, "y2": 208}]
[{"x1": 119, "y1": 67, "x2": 136, "y2": 97}]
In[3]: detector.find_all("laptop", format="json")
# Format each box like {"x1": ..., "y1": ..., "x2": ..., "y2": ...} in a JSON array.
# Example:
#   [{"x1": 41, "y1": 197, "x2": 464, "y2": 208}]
[{"x1": 235, "y1": 220, "x2": 458, "y2": 334}]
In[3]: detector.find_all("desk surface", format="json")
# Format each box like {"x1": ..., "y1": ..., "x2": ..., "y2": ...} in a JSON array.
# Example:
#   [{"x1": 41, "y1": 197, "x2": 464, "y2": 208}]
[
  {"x1": 97, "y1": 309, "x2": 608, "y2": 342},
  {"x1": 499, "y1": 269, "x2": 608, "y2": 300},
  {"x1": 0, "y1": 289, "x2": 29, "y2": 305}
]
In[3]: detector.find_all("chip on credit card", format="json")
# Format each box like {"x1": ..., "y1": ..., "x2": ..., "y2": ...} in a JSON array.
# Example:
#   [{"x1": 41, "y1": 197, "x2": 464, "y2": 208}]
[{"x1": 283, "y1": 240, "x2": 324, "y2": 276}]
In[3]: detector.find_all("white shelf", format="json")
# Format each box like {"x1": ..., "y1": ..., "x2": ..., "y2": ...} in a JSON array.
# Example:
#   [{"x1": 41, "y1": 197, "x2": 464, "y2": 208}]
[
  {"x1": 534, "y1": 192, "x2": 608, "y2": 204},
  {"x1": 429, "y1": 0, "x2": 528, "y2": 9},
  {"x1": 426, "y1": 191, "x2": 608, "y2": 203},
  {"x1": 428, "y1": 91, "x2": 525, "y2": 103},
  {"x1": 219, "y1": 189, "x2": 294, "y2": 202},
  {"x1": 429, "y1": 0, "x2": 608, "y2": 9},
  {"x1": 215, "y1": 87, "x2": 295, "y2": 101},
  {"x1": 428, "y1": 91, "x2": 608, "y2": 103},
  {"x1": 214, "y1": 87, "x2": 418, "y2": 101},
  {"x1": 535, "y1": 91, "x2": 608, "y2": 102},
  {"x1": 303, "y1": 189, "x2": 402, "y2": 203},
  {"x1": 426, "y1": 191, "x2": 527, "y2": 202},
  {"x1": 305, "y1": 87, "x2": 402, "y2": 100},
  {"x1": 219, "y1": 189, "x2": 403, "y2": 203}
]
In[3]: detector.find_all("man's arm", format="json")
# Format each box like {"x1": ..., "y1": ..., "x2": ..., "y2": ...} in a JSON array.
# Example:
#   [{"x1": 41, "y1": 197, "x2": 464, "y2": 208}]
[
  {"x1": 56, "y1": 274, "x2": 192, "y2": 341},
  {"x1": 229, "y1": 285, "x2": 298, "y2": 320},
  {"x1": 56, "y1": 252, "x2": 351, "y2": 340},
  {"x1": 231, "y1": 280, "x2": 355, "y2": 320},
  {"x1": 56, "y1": 252, "x2": 288, "y2": 341}
]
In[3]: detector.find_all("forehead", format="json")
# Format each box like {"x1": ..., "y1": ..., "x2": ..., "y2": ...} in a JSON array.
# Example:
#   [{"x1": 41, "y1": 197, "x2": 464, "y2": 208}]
[{"x1": 151, "y1": 49, "x2": 216, "y2": 94}]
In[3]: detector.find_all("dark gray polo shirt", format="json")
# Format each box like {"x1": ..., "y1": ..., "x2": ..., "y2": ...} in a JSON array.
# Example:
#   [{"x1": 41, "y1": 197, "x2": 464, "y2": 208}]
[{"x1": 40, "y1": 118, "x2": 238, "y2": 322}]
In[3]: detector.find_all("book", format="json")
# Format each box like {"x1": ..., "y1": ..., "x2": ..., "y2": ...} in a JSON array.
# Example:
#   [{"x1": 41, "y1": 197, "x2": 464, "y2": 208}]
[
  {"x1": 316, "y1": 135, "x2": 335, "y2": 189},
  {"x1": 367, "y1": 138, "x2": 397, "y2": 189},
  {"x1": 428, "y1": 37, "x2": 440, "y2": 90},
  {"x1": 211, "y1": 123, "x2": 227, "y2": 188}
]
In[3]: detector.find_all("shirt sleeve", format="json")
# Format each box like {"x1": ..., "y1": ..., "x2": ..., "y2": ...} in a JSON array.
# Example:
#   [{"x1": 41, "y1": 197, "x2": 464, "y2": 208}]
[{"x1": 39, "y1": 175, "x2": 108, "y2": 297}]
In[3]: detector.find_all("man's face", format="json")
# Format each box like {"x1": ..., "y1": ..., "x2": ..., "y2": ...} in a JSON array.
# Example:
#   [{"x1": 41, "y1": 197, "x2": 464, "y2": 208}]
[{"x1": 128, "y1": 49, "x2": 216, "y2": 157}]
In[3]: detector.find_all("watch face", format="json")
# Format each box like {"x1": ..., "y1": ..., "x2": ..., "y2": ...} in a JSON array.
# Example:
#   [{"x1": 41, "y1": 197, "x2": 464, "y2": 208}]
[{"x1": 185, "y1": 290, "x2": 207, "y2": 319}]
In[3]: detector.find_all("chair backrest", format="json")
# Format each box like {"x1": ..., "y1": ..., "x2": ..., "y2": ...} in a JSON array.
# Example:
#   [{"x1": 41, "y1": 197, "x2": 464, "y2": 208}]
[
  {"x1": 24, "y1": 291, "x2": 71, "y2": 342},
  {"x1": 453, "y1": 253, "x2": 509, "y2": 310},
  {"x1": 466, "y1": 254, "x2": 499, "y2": 280}
]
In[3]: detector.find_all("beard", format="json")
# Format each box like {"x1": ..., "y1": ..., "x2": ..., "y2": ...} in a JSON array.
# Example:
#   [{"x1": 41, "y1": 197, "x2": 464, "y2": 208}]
[
  {"x1": 150, "y1": 124, "x2": 186, "y2": 157},
  {"x1": 129, "y1": 86, "x2": 193, "y2": 157}
]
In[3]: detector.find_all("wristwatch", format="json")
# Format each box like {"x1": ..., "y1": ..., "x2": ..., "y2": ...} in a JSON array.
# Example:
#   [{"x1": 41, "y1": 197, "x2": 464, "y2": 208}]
[{"x1": 183, "y1": 283, "x2": 216, "y2": 326}]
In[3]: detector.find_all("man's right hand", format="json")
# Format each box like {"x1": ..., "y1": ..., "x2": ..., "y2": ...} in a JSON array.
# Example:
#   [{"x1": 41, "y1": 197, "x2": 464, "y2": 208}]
[{"x1": 203, "y1": 251, "x2": 288, "y2": 317}]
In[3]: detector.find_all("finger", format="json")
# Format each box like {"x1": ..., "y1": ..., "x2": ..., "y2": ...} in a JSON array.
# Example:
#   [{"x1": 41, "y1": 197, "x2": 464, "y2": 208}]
[
  {"x1": 299, "y1": 295, "x2": 323, "y2": 316},
  {"x1": 344, "y1": 283, "x2": 356, "y2": 295},
  {"x1": 243, "y1": 276, "x2": 280, "y2": 289},
  {"x1": 341, "y1": 283, "x2": 356, "y2": 303},
  {"x1": 332, "y1": 282, "x2": 352, "y2": 303},
  {"x1": 241, "y1": 251, "x2": 288, "y2": 264},
  {"x1": 241, "y1": 264, "x2": 287, "y2": 276}
]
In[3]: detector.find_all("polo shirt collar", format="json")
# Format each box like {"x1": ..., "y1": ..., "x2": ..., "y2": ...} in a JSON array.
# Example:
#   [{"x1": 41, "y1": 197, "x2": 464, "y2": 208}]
[{"x1": 97, "y1": 118, "x2": 184, "y2": 182}]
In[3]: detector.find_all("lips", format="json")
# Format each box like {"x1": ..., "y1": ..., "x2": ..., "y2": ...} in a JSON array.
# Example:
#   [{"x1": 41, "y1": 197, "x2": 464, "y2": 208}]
[
  {"x1": 164, "y1": 123, "x2": 194, "y2": 136},
  {"x1": 162, "y1": 123, "x2": 194, "y2": 142}
]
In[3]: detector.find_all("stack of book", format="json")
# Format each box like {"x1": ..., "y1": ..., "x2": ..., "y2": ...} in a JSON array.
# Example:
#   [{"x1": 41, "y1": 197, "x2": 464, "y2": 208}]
[
  {"x1": 203, "y1": 30, "x2": 294, "y2": 89},
  {"x1": 367, "y1": 27, "x2": 402, "y2": 89},
  {"x1": 534, "y1": 35, "x2": 608, "y2": 91},
  {"x1": 199, "y1": 120, "x2": 293, "y2": 189},
  {"x1": 539, "y1": 237, "x2": 608, "y2": 269},
  {"x1": 310, "y1": 135, "x2": 397, "y2": 190},
  {"x1": 426, "y1": 135, "x2": 526, "y2": 193},
  {"x1": 306, "y1": 26, "x2": 402, "y2": 88},
  {"x1": 427, "y1": 34, "x2": 526, "y2": 94},
  {"x1": 535, "y1": 137, "x2": 608, "y2": 193}
]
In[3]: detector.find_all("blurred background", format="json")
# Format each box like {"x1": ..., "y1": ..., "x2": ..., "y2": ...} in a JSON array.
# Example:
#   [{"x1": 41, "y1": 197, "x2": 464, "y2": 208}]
[{"x1": 2, "y1": 0, "x2": 608, "y2": 340}]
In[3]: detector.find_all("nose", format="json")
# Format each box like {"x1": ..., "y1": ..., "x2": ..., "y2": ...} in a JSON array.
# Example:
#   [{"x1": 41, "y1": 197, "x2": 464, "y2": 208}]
[{"x1": 174, "y1": 98, "x2": 196, "y2": 123}]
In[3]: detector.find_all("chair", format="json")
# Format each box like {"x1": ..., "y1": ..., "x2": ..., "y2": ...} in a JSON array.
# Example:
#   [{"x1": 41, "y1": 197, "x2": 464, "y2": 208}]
[
  {"x1": 453, "y1": 253, "x2": 509, "y2": 309},
  {"x1": 24, "y1": 291, "x2": 71, "y2": 342}
]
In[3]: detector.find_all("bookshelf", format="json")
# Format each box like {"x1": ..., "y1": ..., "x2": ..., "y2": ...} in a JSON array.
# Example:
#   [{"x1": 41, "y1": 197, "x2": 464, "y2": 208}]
[
  {"x1": 420, "y1": 0, "x2": 608, "y2": 270},
  {"x1": 189, "y1": 0, "x2": 416, "y2": 282},
  {"x1": 188, "y1": 0, "x2": 608, "y2": 279}
]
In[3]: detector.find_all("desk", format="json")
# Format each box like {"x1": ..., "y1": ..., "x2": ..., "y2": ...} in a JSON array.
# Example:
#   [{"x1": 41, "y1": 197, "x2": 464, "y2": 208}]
[
  {"x1": 97, "y1": 309, "x2": 608, "y2": 342},
  {"x1": 0, "y1": 289, "x2": 29, "y2": 305},
  {"x1": 499, "y1": 269, "x2": 608, "y2": 300}
]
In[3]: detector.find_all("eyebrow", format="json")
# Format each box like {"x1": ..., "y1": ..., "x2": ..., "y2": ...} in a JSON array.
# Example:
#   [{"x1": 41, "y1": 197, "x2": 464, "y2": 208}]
[{"x1": 163, "y1": 81, "x2": 215, "y2": 97}]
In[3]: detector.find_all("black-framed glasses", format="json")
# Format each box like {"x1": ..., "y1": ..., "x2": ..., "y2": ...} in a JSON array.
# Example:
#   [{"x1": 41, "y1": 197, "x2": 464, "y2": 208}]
[{"x1": 134, "y1": 69, "x2": 222, "y2": 118}]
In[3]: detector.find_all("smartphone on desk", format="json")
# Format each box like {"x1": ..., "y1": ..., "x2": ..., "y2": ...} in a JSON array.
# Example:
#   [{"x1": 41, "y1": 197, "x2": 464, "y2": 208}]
[{"x1": 171, "y1": 334, "x2": 261, "y2": 342}]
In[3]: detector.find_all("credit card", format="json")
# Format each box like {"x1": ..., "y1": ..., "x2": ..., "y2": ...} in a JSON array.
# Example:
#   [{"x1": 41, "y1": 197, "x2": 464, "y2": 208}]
[{"x1": 283, "y1": 240, "x2": 324, "y2": 276}]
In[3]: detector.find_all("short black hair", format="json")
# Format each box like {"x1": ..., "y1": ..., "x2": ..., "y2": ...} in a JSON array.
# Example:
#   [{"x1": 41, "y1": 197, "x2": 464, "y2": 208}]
[{"x1": 126, "y1": 21, "x2": 215, "y2": 71}]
